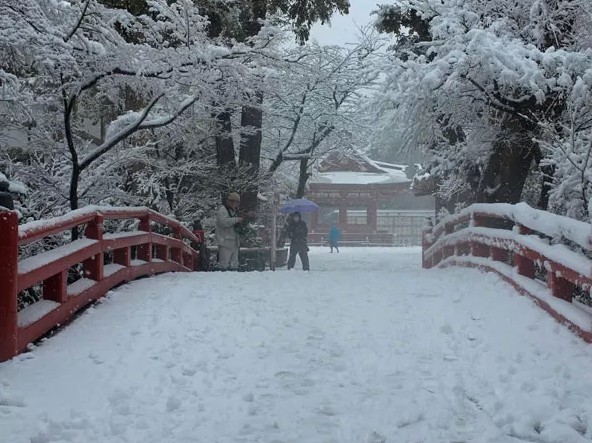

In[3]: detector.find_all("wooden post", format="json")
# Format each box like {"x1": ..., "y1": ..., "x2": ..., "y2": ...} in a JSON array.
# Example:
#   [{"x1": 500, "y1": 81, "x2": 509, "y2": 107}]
[
  {"x1": 310, "y1": 209, "x2": 319, "y2": 232},
  {"x1": 443, "y1": 222, "x2": 455, "y2": 258},
  {"x1": 43, "y1": 270, "x2": 68, "y2": 303},
  {"x1": 137, "y1": 215, "x2": 152, "y2": 262},
  {"x1": 515, "y1": 254, "x2": 535, "y2": 278},
  {"x1": 170, "y1": 226, "x2": 182, "y2": 264},
  {"x1": 183, "y1": 252, "x2": 194, "y2": 270},
  {"x1": 367, "y1": 199, "x2": 378, "y2": 233},
  {"x1": 0, "y1": 210, "x2": 19, "y2": 361},
  {"x1": 154, "y1": 244, "x2": 168, "y2": 261},
  {"x1": 338, "y1": 205, "x2": 348, "y2": 228},
  {"x1": 114, "y1": 247, "x2": 131, "y2": 267},
  {"x1": 455, "y1": 242, "x2": 470, "y2": 256},
  {"x1": 83, "y1": 214, "x2": 104, "y2": 281},
  {"x1": 472, "y1": 213, "x2": 487, "y2": 228},
  {"x1": 490, "y1": 246, "x2": 508, "y2": 263},
  {"x1": 270, "y1": 194, "x2": 277, "y2": 271},
  {"x1": 470, "y1": 212, "x2": 489, "y2": 257},
  {"x1": 514, "y1": 224, "x2": 535, "y2": 278},
  {"x1": 471, "y1": 241, "x2": 489, "y2": 257},
  {"x1": 422, "y1": 231, "x2": 432, "y2": 268},
  {"x1": 547, "y1": 272, "x2": 574, "y2": 302}
]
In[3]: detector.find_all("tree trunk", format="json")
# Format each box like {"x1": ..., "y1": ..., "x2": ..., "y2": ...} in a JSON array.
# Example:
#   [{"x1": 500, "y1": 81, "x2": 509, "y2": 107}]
[
  {"x1": 477, "y1": 117, "x2": 537, "y2": 204},
  {"x1": 295, "y1": 157, "x2": 310, "y2": 199},
  {"x1": 239, "y1": 91, "x2": 263, "y2": 214},
  {"x1": 245, "y1": 0, "x2": 267, "y2": 37},
  {"x1": 214, "y1": 108, "x2": 237, "y2": 191},
  {"x1": 237, "y1": 1, "x2": 267, "y2": 214},
  {"x1": 537, "y1": 164, "x2": 556, "y2": 210},
  {"x1": 69, "y1": 164, "x2": 81, "y2": 240}
]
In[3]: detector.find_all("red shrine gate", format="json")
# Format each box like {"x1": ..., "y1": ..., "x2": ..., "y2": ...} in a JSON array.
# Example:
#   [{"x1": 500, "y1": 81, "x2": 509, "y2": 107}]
[{"x1": 307, "y1": 152, "x2": 411, "y2": 246}]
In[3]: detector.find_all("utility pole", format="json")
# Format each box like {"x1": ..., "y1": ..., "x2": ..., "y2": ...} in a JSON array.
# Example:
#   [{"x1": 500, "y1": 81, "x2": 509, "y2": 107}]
[{"x1": 270, "y1": 193, "x2": 277, "y2": 271}]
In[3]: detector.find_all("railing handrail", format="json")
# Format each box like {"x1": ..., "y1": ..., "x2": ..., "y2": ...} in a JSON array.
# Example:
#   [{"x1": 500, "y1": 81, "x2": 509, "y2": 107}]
[
  {"x1": 18, "y1": 205, "x2": 199, "y2": 245},
  {"x1": 0, "y1": 206, "x2": 201, "y2": 362},
  {"x1": 430, "y1": 203, "x2": 592, "y2": 251},
  {"x1": 422, "y1": 202, "x2": 592, "y2": 343}
]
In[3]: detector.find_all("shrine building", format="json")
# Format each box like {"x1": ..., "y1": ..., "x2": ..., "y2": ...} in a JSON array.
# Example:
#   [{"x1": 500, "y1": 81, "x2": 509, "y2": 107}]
[{"x1": 307, "y1": 151, "x2": 415, "y2": 245}]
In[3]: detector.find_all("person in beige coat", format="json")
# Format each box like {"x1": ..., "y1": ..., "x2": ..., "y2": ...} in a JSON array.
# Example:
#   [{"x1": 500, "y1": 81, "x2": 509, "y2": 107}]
[{"x1": 215, "y1": 192, "x2": 243, "y2": 270}]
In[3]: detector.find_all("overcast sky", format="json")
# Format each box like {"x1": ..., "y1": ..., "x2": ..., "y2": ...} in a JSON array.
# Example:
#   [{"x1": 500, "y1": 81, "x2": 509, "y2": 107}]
[{"x1": 310, "y1": 1, "x2": 380, "y2": 46}]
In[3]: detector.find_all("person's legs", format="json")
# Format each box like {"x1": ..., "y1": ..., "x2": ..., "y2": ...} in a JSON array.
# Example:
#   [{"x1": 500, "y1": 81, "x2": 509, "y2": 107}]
[
  {"x1": 287, "y1": 247, "x2": 298, "y2": 269},
  {"x1": 218, "y1": 245, "x2": 231, "y2": 269},
  {"x1": 335, "y1": 243, "x2": 339, "y2": 253},
  {"x1": 330, "y1": 242, "x2": 333, "y2": 253},
  {"x1": 229, "y1": 246, "x2": 239, "y2": 271},
  {"x1": 299, "y1": 247, "x2": 310, "y2": 271}
]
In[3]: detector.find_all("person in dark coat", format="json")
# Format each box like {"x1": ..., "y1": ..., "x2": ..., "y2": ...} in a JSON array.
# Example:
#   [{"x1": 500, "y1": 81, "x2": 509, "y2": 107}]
[{"x1": 286, "y1": 212, "x2": 309, "y2": 271}]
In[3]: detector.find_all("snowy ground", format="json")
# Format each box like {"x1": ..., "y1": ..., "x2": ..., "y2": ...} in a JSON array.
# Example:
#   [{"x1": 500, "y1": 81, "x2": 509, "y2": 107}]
[{"x1": 2, "y1": 247, "x2": 592, "y2": 443}]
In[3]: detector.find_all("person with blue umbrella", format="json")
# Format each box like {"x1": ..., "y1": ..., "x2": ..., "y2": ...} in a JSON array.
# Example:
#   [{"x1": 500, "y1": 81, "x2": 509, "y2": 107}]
[
  {"x1": 280, "y1": 198, "x2": 319, "y2": 214},
  {"x1": 285, "y1": 211, "x2": 310, "y2": 271}
]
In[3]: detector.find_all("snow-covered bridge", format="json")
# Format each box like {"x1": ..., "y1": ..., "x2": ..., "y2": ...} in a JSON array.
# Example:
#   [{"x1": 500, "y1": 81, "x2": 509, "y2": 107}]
[{"x1": 1, "y1": 205, "x2": 592, "y2": 442}]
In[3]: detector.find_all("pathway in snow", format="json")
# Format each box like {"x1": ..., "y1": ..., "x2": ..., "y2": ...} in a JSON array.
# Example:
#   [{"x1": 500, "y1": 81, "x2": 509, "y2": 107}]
[{"x1": 1, "y1": 247, "x2": 592, "y2": 443}]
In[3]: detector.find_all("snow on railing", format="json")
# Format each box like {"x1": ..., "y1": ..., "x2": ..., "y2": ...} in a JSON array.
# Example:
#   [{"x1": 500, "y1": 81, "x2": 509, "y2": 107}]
[
  {"x1": 422, "y1": 203, "x2": 592, "y2": 343},
  {"x1": 0, "y1": 207, "x2": 201, "y2": 362}
]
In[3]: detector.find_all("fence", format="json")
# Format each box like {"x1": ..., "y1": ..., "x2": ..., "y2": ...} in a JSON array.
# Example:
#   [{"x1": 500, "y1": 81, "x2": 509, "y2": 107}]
[
  {"x1": 422, "y1": 203, "x2": 592, "y2": 342},
  {"x1": 378, "y1": 210, "x2": 434, "y2": 246},
  {"x1": 0, "y1": 206, "x2": 200, "y2": 362}
]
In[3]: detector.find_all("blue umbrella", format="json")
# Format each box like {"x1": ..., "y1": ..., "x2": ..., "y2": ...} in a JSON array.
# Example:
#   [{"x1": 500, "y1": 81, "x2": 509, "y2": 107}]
[{"x1": 280, "y1": 198, "x2": 319, "y2": 214}]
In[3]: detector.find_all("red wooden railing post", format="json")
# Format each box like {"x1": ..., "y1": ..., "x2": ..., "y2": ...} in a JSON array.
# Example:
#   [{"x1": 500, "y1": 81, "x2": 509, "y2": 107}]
[
  {"x1": 83, "y1": 214, "x2": 104, "y2": 281},
  {"x1": 184, "y1": 252, "x2": 194, "y2": 270},
  {"x1": 171, "y1": 226, "x2": 182, "y2": 264},
  {"x1": 490, "y1": 246, "x2": 508, "y2": 263},
  {"x1": 0, "y1": 210, "x2": 19, "y2": 361},
  {"x1": 470, "y1": 213, "x2": 489, "y2": 257},
  {"x1": 154, "y1": 244, "x2": 168, "y2": 261},
  {"x1": 137, "y1": 215, "x2": 152, "y2": 262},
  {"x1": 456, "y1": 241, "x2": 470, "y2": 256},
  {"x1": 514, "y1": 224, "x2": 535, "y2": 278},
  {"x1": 43, "y1": 271, "x2": 67, "y2": 303},
  {"x1": 114, "y1": 248, "x2": 131, "y2": 267},
  {"x1": 443, "y1": 222, "x2": 455, "y2": 258},
  {"x1": 547, "y1": 271, "x2": 574, "y2": 302}
]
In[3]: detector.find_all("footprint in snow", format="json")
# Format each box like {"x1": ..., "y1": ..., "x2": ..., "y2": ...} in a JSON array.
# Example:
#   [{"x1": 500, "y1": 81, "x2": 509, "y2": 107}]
[
  {"x1": 367, "y1": 430, "x2": 387, "y2": 443},
  {"x1": 0, "y1": 394, "x2": 26, "y2": 408},
  {"x1": 88, "y1": 353, "x2": 104, "y2": 365}
]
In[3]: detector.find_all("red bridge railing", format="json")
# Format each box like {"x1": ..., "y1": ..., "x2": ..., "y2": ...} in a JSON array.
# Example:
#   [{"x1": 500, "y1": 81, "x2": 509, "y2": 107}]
[
  {"x1": 0, "y1": 206, "x2": 200, "y2": 361},
  {"x1": 422, "y1": 203, "x2": 592, "y2": 342}
]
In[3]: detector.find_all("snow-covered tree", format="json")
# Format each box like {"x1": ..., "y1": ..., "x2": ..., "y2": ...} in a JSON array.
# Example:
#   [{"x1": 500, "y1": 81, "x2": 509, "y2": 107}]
[
  {"x1": 200, "y1": 0, "x2": 351, "y2": 214},
  {"x1": 263, "y1": 31, "x2": 383, "y2": 197},
  {"x1": 372, "y1": 0, "x2": 592, "y2": 218},
  {"x1": 0, "y1": 0, "x2": 272, "y2": 224}
]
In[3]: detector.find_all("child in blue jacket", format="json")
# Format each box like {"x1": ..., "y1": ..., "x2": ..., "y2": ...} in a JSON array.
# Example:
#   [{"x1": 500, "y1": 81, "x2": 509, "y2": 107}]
[{"x1": 329, "y1": 224, "x2": 341, "y2": 253}]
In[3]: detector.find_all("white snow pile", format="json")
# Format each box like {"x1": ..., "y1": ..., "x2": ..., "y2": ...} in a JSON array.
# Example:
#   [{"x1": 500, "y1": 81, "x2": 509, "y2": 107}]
[
  {"x1": 1, "y1": 248, "x2": 592, "y2": 443},
  {"x1": 0, "y1": 172, "x2": 28, "y2": 195}
]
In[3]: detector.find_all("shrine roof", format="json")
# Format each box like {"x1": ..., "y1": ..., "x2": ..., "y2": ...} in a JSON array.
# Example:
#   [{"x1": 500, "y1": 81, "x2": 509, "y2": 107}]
[
  {"x1": 310, "y1": 151, "x2": 411, "y2": 186},
  {"x1": 311, "y1": 170, "x2": 410, "y2": 186}
]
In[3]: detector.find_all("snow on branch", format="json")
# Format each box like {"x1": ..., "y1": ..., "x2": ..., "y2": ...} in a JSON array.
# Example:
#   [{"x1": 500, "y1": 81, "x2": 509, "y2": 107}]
[{"x1": 79, "y1": 95, "x2": 196, "y2": 171}]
